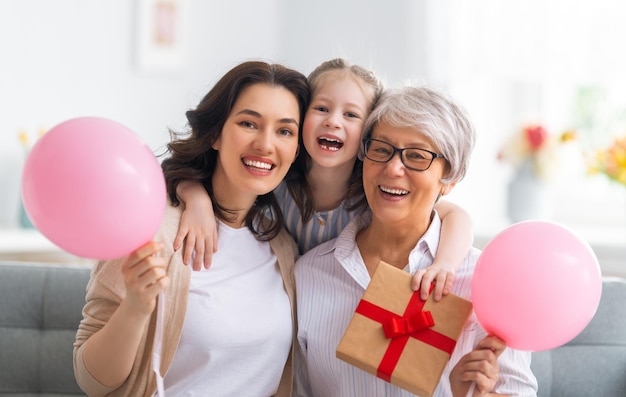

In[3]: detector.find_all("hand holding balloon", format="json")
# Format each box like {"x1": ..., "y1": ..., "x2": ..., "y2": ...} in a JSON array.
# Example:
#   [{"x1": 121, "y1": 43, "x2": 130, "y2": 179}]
[
  {"x1": 471, "y1": 221, "x2": 602, "y2": 351},
  {"x1": 21, "y1": 117, "x2": 167, "y2": 260},
  {"x1": 121, "y1": 241, "x2": 170, "y2": 316}
]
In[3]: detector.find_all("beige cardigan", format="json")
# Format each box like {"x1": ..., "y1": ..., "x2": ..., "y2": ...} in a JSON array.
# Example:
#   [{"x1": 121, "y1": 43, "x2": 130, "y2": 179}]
[{"x1": 73, "y1": 204, "x2": 299, "y2": 397}]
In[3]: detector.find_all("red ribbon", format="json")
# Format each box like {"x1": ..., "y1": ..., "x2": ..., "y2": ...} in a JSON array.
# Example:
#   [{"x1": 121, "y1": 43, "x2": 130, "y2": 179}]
[
  {"x1": 383, "y1": 311, "x2": 435, "y2": 338},
  {"x1": 355, "y1": 290, "x2": 457, "y2": 382}
]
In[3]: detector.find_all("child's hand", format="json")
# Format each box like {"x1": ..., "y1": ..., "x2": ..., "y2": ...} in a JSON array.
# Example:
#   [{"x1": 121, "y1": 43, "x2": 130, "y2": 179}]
[
  {"x1": 121, "y1": 242, "x2": 169, "y2": 316},
  {"x1": 449, "y1": 335, "x2": 505, "y2": 396},
  {"x1": 411, "y1": 263, "x2": 456, "y2": 301},
  {"x1": 173, "y1": 203, "x2": 217, "y2": 271}
]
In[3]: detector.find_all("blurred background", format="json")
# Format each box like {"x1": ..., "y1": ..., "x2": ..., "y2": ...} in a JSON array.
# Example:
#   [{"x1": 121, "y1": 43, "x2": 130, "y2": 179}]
[{"x1": 1, "y1": 0, "x2": 624, "y2": 271}]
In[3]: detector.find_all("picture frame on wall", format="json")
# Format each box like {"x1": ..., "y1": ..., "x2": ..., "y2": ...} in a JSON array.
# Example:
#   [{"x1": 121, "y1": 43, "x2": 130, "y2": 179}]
[{"x1": 135, "y1": 0, "x2": 188, "y2": 72}]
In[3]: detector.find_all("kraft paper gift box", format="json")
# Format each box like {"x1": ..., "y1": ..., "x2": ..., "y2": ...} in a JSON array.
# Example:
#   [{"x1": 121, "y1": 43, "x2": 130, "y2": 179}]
[{"x1": 336, "y1": 261, "x2": 473, "y2": 397}]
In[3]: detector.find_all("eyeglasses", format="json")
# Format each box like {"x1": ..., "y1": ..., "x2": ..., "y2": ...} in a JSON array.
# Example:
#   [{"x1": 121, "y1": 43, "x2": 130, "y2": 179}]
[{"x1": 362, "y1": 138, "x2": 446, "y2": 171}]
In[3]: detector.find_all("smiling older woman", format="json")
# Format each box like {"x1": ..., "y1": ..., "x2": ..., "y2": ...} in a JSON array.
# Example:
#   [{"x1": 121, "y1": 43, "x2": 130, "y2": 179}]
[{"x1": 294, "y1": 86, "x2": 538, "y2": 397}]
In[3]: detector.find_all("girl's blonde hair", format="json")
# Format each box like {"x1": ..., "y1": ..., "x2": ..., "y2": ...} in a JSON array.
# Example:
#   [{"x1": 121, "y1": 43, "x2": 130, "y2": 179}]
[{"x1": 307, "y1": 58, "x2": 384, "y2": 111}]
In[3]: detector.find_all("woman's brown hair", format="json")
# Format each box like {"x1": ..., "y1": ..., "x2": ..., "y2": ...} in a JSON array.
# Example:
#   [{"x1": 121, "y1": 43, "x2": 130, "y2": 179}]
[{"x1": 161, "y1": 61, "x2": 310, "y2": 241}]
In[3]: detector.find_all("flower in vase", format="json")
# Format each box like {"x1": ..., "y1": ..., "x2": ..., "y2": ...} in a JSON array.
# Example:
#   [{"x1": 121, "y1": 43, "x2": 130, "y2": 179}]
[
  {"x1": 589, "y1": 135, "x2": 626, "y2": 186},
  {"x1": 498, "y1": 124, "x2": 579, "y2": 181}
]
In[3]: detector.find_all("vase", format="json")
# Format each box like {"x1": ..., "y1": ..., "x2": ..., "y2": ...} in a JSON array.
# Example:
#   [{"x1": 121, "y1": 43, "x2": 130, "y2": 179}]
[
  {"x1": 18, "y1": 199, "x2": 34, "y2": 229},
  {"x1": 506, "y1": 160, "x2": 554, "y2": 223}
]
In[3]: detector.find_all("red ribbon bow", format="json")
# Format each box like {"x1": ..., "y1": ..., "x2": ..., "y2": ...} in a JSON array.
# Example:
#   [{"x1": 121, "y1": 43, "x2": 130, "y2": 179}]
[
  {"x1": 355, "y1": 290, "x2": 457, "y2": 382},
  {"x1": 383, "y1": 311, "x2": 435, "y2": 339}
]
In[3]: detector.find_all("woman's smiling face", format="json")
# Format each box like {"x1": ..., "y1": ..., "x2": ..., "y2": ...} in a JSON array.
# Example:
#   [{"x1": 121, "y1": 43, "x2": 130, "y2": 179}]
[
  {"x1": 211, "y1": 83, "x2": 300, "y2": 205},
  {"x1": 362, "y1": 121, "x2": 452, "y2": 226}
]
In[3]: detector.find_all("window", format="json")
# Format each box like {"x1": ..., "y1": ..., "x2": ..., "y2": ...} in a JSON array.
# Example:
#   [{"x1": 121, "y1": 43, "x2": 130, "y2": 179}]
[{"x1": 432, "y1": 0, "x2": 626, "y2": 236}]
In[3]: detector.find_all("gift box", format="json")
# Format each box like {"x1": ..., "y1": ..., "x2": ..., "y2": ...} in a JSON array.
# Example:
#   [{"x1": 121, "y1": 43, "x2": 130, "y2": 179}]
[{"x1": 336, "y1": 261, "x2": 473, "y2": 396}]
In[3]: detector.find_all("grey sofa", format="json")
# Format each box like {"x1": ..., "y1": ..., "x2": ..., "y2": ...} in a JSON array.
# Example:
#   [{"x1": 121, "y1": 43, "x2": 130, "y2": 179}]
[
  {"x1": 0, "y1": 262, "x2": 90, "y2": 396},
  {"x1": 1, "y1": 261, "x2": 625, "y2": 396},
  {"x1": 530, "y1": 277, "x2": 626, "y2": 397}
]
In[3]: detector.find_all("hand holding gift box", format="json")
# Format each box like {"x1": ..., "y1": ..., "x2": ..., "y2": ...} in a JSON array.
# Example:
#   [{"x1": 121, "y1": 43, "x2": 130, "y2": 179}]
[{"x1": 336, "y1": 261, "x2": 473, "y2": 397}]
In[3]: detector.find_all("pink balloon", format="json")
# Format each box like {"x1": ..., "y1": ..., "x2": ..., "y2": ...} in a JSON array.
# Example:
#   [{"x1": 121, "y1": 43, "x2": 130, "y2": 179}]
[
  {"x1": 21, "y1": 117, "x2": 166, "y2": 260},
  {"x1": 472, "y1": 221, "x2": 602, "y2": 351}
]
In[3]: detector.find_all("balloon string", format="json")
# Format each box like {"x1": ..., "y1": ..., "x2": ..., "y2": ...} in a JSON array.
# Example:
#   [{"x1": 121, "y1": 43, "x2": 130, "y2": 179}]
[
  {"x1": 152, "y1": 291, "x2": 165, "y2": 396},
  {"x1": 466, "y1": 382, "x2": 476, "y2": 397}
]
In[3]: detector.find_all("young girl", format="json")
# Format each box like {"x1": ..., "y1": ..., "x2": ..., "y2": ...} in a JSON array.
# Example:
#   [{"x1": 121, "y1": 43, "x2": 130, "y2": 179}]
[
  {"x1": 175, "y1": 58, "x2": 473, "y2": 300},
  {"x1": 73, "y1": 61, "x2": 310, "y2": 396}
]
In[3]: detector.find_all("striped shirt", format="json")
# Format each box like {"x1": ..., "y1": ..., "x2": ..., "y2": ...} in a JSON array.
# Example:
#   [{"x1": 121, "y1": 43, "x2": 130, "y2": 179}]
[
  {"x1": 274, "y1": 181, "x2": 361, "y2": 254},
  {"x1": 294, "y1": 211, "x2": 538, "y2": 397}
]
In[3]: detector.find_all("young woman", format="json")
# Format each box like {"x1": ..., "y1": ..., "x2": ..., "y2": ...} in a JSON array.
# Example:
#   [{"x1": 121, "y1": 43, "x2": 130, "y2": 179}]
[
  {"x1": 176, "y1": 59, "x2": 474, "y2": 301},
  {"x1": 73, "y1": 61, "x2": 310, "y2": 396}
]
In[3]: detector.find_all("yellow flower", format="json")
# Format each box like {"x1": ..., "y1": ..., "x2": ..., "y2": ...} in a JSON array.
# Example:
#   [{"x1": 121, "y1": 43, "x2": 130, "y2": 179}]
[
  {"x1": 18, "y1": 129, "x2": 29, "y2": 148},
  {"x1": 560, "y1": 130, "x2": 577, "y2": 143},
  {"x1": 17, "y1": 127, "x2": 47, "y2": 153},
  {"x1": 590, "y1": 135, "x2": 626, "y2": 186}
]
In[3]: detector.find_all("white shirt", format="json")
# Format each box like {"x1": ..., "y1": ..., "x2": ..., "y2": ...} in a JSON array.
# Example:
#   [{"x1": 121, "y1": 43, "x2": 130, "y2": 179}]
[
  {"x1": 163, "y1": 222, "x2": 292, "y2": 396},
  {"x1": 294, "y1": 212, "x2": 538, "y2": 397}
]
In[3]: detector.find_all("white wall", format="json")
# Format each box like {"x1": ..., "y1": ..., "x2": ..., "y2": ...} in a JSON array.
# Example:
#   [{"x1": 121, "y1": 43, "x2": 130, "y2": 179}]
[
  {"x1": 0, "y1": 0, "x2": 440, "y2": 228},
  {"x1": 0, "y1": 0, "x2": 286, "y2": 227},
  {"x1": 1, "y1": 1, "x2": 625, "y2": 265},
  {"x1": 280, "y1": 0, "x2": 432, "y2": 86}
]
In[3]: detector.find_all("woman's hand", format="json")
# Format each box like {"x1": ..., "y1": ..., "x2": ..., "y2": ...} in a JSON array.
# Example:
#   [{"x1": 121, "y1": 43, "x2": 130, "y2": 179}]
[
  {"x1": 121, "y1": 241, "x2": 170, "y2": 316},
  {"x1": 81, "y1": 241, "x2": 169, "y2": 387},
  {"x1": 449, "y1": 335, "x2": 506, "y2": 397},
  {"x1": 411, "y1": 263, "x2": 456, "y2": 301}
]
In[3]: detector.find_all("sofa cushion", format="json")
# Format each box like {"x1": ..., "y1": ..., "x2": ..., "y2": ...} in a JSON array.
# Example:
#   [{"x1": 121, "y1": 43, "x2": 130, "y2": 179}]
[
  {"x1": 531, "y1": 278, "x2": 626, "y2": 397},
  {"x1": 0, "y1": 262, "x2": 91, "y2": 396}
]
